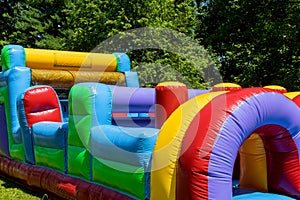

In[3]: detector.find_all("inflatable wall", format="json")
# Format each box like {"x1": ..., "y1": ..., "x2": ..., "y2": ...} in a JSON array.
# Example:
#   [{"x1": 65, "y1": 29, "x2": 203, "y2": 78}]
[
  {"x1": 24, "y1": 47, "x2": 139, "y2": 88},
  {"x1": 0, "y1": 45, "x2": 299, "y2": 200},
  {"x1": 2, "y1": 45, "x2": 140, "y2": 98}
]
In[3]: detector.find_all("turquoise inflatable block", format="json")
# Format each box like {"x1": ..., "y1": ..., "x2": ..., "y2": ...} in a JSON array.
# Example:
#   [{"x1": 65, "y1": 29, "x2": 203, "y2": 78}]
[
  {"x1": 113, "y1": 52, "x2": 130, "y2": 72},
  {"x1": 124, "y1": 71, "x2": 140, "y2": 87},
  {"x1": 233, "y1": 192, "x2": 296, "y2": 200}
]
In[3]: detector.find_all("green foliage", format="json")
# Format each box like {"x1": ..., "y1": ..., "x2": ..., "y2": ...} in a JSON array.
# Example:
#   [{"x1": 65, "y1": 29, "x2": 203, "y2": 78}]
[
  {"x1": 197, "y1": 0, "x2": 300, "y2": 91},
  {"x1": 1, "y1": 0, "x2": 297, "y2": 90},
  {"x1": 0, "y1": 0, "x2": 211, "y2": 88},
  {"x1": 0, "y1": 0, "x2": 67, "y2": 49},
  {"x1": 61, "y1": 0, "x2": 211, "y2": 88},
  {"x1": 93, "y1": 26, "x2": 217, "y2": 88},
  {"x1": 0, "y1": 176, "x2": 42, "y2": 199}
]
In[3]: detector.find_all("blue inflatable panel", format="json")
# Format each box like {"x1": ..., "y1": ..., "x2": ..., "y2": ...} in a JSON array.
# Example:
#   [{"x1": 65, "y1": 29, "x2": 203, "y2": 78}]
[
  {"x1": 233, "y1": 192, "x2": 296, "y2": 200},
  {"x1": 112, "y1": 116, "x2": 155, "y2": 128},
  {"x1": 32, "y1": 122, "x2": 68, "y2": 149},
  {"x1": 124, "y1": 72, "x2": 140, "y2": 87},
  {"x1": 90, "y1": 125, "x2": 159, "y2": 167},
  {"x1": 1, "y1": 45, "x2": 26, "y2": 70},
  {"x1": 9, "y1": 67, "x2": 31, "y2": 137},
  {"x1": 109, "y1": 85, "x2": 155, "y2": 113},
  {"x1": 59, "y1": 99, "x2": 69, "y2": 122}
]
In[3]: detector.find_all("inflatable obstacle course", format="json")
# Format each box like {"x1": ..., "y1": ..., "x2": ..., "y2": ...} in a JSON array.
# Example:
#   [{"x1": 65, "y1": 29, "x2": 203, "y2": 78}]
[{"x1": 0, "y1": 45, "x2": 299, "y2": 199}]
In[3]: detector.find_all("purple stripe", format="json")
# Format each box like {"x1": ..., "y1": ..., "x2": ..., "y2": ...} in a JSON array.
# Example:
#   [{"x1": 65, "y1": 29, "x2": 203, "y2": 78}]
[
  {"x1": 208, "y1": 92, "x2": 300, "y2": 199},
  {"x1": 109, "y1": 86, "x2": 155, "y2": 113},
  {"x1": 188, "y1": 89, "x2": 209, "y2": 99},
  {"x1": 0, "y1": 104, "x2": 10, "y2": 157},
  {"x1": 109, "y1": 86, "x2": 209, "y2": 113}
]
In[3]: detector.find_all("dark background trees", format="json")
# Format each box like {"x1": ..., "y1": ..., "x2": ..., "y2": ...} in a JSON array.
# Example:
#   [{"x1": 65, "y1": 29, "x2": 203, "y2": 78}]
[
  {"x1": 0, "y1": 0, "x2": 299, "y2": 90},
  {"x1": 197, "y1": 0, "x2": 300, "y2": 90}
]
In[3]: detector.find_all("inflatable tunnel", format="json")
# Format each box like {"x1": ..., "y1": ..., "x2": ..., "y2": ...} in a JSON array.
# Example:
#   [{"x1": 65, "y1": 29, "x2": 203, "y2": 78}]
[{"x1": 151, "y1": 87, "x2": 300, "y2": 199}]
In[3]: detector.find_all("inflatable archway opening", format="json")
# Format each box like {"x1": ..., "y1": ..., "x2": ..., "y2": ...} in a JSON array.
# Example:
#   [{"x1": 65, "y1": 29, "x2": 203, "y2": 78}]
[
  {"x1": 238, "y1": 88, "x2": 298, "y2": 195},
  {"x1": 240, "y1": 90, "x2": 300, "y2": 194},
  {"x1": 151, "y1": 88, "x2": 300, "y2": 200}
]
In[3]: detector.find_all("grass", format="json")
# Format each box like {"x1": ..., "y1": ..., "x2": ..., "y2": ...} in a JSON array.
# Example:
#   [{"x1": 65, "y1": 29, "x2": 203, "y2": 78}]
[{"x1": 0, "y1": 176, "x2": 43, "y2": 200}]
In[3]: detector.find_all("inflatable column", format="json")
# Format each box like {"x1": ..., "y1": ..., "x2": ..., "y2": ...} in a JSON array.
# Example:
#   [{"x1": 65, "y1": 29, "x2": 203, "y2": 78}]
[{"x1": 155, "y1": 82, "x2": 188, "y2": 128}]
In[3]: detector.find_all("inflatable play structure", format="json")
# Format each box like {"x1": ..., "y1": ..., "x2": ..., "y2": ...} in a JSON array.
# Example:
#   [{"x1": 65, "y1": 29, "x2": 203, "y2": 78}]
[{"x1": 0, "y1": 45, "x2": 299, "y2": 200}]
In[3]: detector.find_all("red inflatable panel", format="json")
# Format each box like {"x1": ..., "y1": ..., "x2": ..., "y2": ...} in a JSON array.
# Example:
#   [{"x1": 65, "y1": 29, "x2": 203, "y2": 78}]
[
  {"x1": 77, "y1": 181, "x2": 134, "y2": 200},
  {"x1": 42, "y1": 171, "x2": 77, "y2": 199},
  {"x1": 76, "y1": 181, "x2": 91, "y2": 200},
  {"x1": 293, "y1": 95, "x2": 300, "y2": 107},
  {"x1": 10, "y1": 161, "x2": 29, "y2": 180},
  {"x1": 0, "y1": 156, "x2": 10, "y2": 175},
  {"x1": 155, "y1": 83, "x2": 188, "y2": 128},
  {"x1": 257, "y1": 125, "x2": 300, "y2": 196},
  {"x1": 27, "y1": 165, "x2": 44, "y2": 188},
  {"x1": 23, "y1": 86, "x2": 62, "y2": 127}
]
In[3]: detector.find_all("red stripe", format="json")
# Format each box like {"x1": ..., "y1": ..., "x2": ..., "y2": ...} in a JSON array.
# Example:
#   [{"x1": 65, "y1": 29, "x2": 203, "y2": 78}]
[{"x1": 293, "y1": 95, "x2": 300, "y2": 107}]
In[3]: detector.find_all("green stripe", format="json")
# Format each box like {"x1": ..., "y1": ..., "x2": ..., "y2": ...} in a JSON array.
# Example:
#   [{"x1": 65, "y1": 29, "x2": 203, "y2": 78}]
[
  {"x1": 92, "y1": 158, "x2": 145, "y2": 199},
  {"x1": 68, "y1": 146, "x2": 90, "y2": 180},
  {"x1": 1, "y1": 46, "x2": 10, "y2": 71},
  {"x1": 68, "y1": 86, "x2": 92, "y2": 147},
  {"x1": 35, "y1": 146, "x2": 65, "y2": 172},
  {"x1": 112, "y1": 53, "x2": 119, "y2": 72},
  {"x1": 68, "y1": 85, "x2": 93, "y2": 180}
]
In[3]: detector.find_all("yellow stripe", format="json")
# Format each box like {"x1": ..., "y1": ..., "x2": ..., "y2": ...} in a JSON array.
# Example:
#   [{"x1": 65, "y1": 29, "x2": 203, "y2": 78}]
[
  {"x1": 213, "y1": 82, "x2": 241, "y2": 88},
  {"x1": 263, "y1": 85, "x2": 286, "y2": 91},
  {"x1": 239, "y1": 133, "x2": 268, "y2": 192},
  {"x1": 31, "y1": 69, "x2": 125, "y2": 88},
  {"x1": 157, "y1": 82, "x2": 186, "y2": 87},
  {"x1": 25, "y1": 48, "x2": 117, "y2": 72},
  {"x1": 150, "y1": 91, "x2": 226, "y2": 200},
  {"x1": 284, "y1": 92, "x2": 300, "y2": 100}
]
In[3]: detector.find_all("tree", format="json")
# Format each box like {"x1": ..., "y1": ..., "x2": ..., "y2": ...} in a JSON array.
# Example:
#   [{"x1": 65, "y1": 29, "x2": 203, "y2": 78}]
[
  {"x1": 0, "y1": 0, "x2": 218, "y2": 89},
  {"x1": 61, "y1": 0, "x2": 199, "y2": 51},
  {"x1": 60, "y1": 0, "x2": 214, "y2": 88},
  {"x1": 0, "y1": 0, "x2": 67, "y2": 49},
  {"x1": 197, "y1": 0, "x2": 300, "y2": 91}
]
